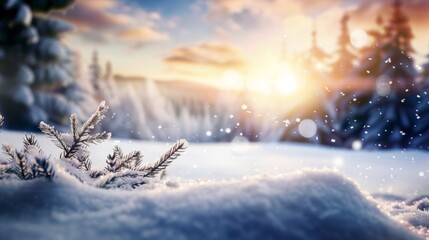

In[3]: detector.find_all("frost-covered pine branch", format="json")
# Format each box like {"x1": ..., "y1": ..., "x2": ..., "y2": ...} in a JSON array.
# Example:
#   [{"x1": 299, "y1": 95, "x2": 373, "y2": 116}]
[
  {"x1": 0, "y1": 102, "x2": 188, "y2": 189},
  {"x1": 105, "y1": 146, "x2": 143, "y2": 173},
  {"x1": 97, "y1": 139, "x2": 187, "y2": 189},
  {"x1": 40, "y1": 101, "x2": 111, "y2": 162},
  {"x1": 1, "y1": 134, "x2": 55, "y2": 180},
  {"x1": 0, "y1": 114, "x2": 4, "y2": 128},
  {"x1": 142, "y1": 139, "x2": 188, "y2": 178}
]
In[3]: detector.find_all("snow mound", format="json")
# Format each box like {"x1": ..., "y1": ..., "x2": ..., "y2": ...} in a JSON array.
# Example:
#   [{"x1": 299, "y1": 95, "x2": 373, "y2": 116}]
[{"x1": 0, "y1": 170, "x2": 420, "y2": 240}]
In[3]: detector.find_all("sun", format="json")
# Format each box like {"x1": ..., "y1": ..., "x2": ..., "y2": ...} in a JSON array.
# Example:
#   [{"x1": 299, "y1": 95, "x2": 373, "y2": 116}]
[{"x1": 276, "y1": 64, "x2": 298, "y2": 95}]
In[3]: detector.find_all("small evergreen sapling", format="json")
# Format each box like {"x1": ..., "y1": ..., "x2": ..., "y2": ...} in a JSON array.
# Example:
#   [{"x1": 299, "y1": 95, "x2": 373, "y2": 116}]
[{"x1": 36, "y1": 101, "x2": 188, "y2": 189}]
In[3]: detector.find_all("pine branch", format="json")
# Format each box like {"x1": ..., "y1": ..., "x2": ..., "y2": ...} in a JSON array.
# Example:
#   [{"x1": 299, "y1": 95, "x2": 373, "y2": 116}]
[
  {"x1": 143, "y1": 139, "x2": 188, "y2": 178},
  {"x1": 85, "y1": 131, "x2": 111, "y2": 144},
  {"x1": 77, "y1": 155, "x2": 92, "y2": 171},
  {"x1": 23, "y1": 134, "x2": 43, "y2": 154},
  {"x1": 15, "y1": 151, "x2": 31, "y2": 180},
  {"x1": 105, "y1": 152, "x2": 117, "y2": 172},
  {"x1": 123, "y1": 151, "x2": 143, "y2": 170},
  {"x1": 35, "y1": 156, "x2": 55, "y2": 180},
  {"x1": 79, "y1": 101, "x2": 108, "y2": 137},
  {"x1": 2, "y1": 145, "x2": 32, "y2": 180},
  {"x1": 70, "y1": 114, "x2": 79, "y2": 140},
  {"x1": 96, "y1": 171, "x2": 148, "y2": 189},
  {"x1": 89, "y1": 170, "x2": 105, "y2": 178},
  {"x1": 65, "y1": 101, "x2": 109, "y2": 159},
  {"x1": 105, "y1": 146, "x2": 143, "y2": 173},
  {"x1": 113, "y1": 145, "x2": 124, "y2": 159},
  {"x1": 39, "y1": 122, "x2": 69, "y2": 153},
  {"x1": 2, "y1": 144, "x2": 15, "y2": 161}
]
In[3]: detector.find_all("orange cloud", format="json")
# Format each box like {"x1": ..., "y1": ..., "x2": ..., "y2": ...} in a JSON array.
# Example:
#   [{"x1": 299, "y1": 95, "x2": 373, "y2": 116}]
[
  {"x1": 164, "y1": 42, "x2": 247, "y2": 80},
  {"x1": 117, "y1": 26, "x2": 169, "y2": 47},
  {"x1": 59, "y1": 0, "x2": 132, "y2": 30},
  {"x1": 58, "y1": 0, "x2": 169, "y2": 46}
]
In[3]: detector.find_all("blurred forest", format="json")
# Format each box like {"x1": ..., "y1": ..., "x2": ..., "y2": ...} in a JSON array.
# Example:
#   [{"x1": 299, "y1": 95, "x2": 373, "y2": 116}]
[{"x1": 0, "y1": 0, "x2": 429, "y2": 150}]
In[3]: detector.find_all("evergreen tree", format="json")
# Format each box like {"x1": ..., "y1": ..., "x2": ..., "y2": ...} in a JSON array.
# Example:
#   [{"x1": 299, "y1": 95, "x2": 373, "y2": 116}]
[
  {"x1": 0, "y1": 0, "x2": 87, "y2": 129},
  {"x1": 412, "y1": 47, "x2": 429, "y2": 149},
  {"x1": 89, "y1": 50, "x2": 102, "y2": 100},
  {"x1": 330, "y1": 13, "x2": 356, "y2": 80},
  {"x1": 305, "y1": 26, "x2": 330, "y2": 73},
  {"x1": 102, "y1": 60, "x2": 117, "y2": 103},
  {"x1": 281, "y1": 25, "x2": 338, "y2": 144},
  {"x1": 338, "y1": 0, "x2": 418, "y2": 149}
]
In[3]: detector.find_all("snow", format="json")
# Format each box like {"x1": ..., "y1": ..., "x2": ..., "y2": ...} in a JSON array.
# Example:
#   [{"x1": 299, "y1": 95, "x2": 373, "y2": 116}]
[
  {"x1": 2, "y1": 130, "x2": 429, "y2": 197},
  {"x1": 0, "y1": 169, "x2": 421, "y2": 240},
  {"x1": 1, "y1": 130, "x2": 429, "y2": 239}
]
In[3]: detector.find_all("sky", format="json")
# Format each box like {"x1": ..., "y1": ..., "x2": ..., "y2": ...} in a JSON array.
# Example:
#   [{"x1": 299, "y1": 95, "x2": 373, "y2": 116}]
[{"x1": 60, "y1": 0, "x2": 429, "y2": 89}]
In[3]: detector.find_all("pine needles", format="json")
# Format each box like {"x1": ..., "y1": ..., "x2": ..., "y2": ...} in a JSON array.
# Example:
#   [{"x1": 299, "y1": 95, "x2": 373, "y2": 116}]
[
  {"x1": 143, "y1": 140, "x2": 188, "y2": 178},
  {"x1": 1, "y1": 134, "x2": 55, "y2": 180},
  {"x1": 98, "y1": 140, "x2": 188, "y2": 188},
  {"x1": 39, "y1": 101, "x2": 111, "y2": 160},
  {"x1": 0, "y1": 102, "x2": 188, "y2": 189}
]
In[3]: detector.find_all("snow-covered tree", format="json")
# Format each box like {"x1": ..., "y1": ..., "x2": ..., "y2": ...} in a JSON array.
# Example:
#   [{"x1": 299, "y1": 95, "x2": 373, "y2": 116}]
[
  {"x1": 412, "y1": 47, "x2": 429, "y2": 149},
  {"x1": 330, "y1": 13, "x2": 356, "y2": 80},
  {"x1": 0, "y1": 0, "x2": 88, "y2": 130},
  {"x1": 89, "y1": 50, "x2": 103, "y2": 100},
  {"x1": 338, "y1": 0, "x2": 418, "y2": 149}
]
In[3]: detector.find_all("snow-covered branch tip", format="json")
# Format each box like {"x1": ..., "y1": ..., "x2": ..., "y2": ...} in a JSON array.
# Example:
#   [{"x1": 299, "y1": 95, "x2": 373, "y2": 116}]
[
  {"x1": 0, "y1": 114, "x2": 4, "y2": 128},
  {"x1": 143, "y1": 139, "x2": 188, "y2": 178},
  {"x1": 1, "y1": 102, "x2": 188, "y2": 190},
  {"x1": 97, "y1": 139, "x2": 188, "y2": 189},
  {"x1": 39, "y1": 101, "x2": 111, "y2": 161},
  {"x1": 105, "y1": 145, "x2": 143, "y2": 173},
  {"x1": 1, "y1": 134, "x2": 55, "y2": 181}
]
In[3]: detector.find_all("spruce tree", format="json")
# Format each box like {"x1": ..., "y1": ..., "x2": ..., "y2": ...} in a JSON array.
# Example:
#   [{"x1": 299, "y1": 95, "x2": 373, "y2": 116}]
[
  {"x1": 306, "y1": 27, "x2": 330, "y2": 73},
  {"x1": 89, "y1": 50, "x2": 102, "y2": 100},
  {"x1": 281, "y1": 25, "x2": 337, "y2": 144},
  {"x1": 330, "y1": 13, "x2": 355, "y2": 80},
  {"x1": 412, "y1": 47, "x2": 429, "y2": 149},
  {"x1": 339, "y1": 0, "x2": 418, "y2": 149},
  {"x1": 0, "y1": 0, "x2": 86, "y2": 129}
]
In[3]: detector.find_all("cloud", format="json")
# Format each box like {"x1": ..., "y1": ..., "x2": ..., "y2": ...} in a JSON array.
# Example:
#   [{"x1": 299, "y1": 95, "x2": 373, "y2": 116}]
[
  {"x1": 59, "y1": 0, "x2": 169, "y2": 47},
  {"x1": 164, "y1": 42, "x2": 247, "y2": 79},
  {"x1": 117, "y1": 26, "x2": 169, "y2": 47},
  {"x1": 207, "y1": 0, "x2": 349, "y2": 20},
  {"x1": 59, "y1": 0, "x2": 132, "y2": 30}
]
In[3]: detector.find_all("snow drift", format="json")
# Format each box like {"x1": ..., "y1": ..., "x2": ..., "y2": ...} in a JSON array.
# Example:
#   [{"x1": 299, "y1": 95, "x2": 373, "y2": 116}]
[{"x1": 0, "y1": 170, "x2": 420, "y2": 240}]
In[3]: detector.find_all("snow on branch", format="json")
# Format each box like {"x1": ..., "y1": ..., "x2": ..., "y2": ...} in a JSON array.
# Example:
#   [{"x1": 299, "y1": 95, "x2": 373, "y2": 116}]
[
  {"x1": 39, "y1": 101, "x2": 111, "y2": 162},
  {"x1": 0, "y1": 114, "x2": 4, "y2": 128},
  {"x1": 0, "y1": 102, "x2": 188, "y2": 190},
  {"x1": 105, "y1": 146, "x2": 143, "y2": 173},
  {"x1": 96, "y1": 140, "x2": 187, "y2": 189},
  {"x1": 1, "y1": 134, "x2": 55, "y2": 180},
  {"x1": 143, "y1": 139, "x2": 188, "y2": 178}
]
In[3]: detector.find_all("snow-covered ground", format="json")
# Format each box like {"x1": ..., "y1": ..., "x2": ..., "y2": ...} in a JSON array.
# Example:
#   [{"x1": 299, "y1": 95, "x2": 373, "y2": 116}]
[
  {"x1": 1, "y1": 130, "x2": 429, "y2": 239},
  {"x1": 2, "y1": 131, "x2": 428, "y2": 197}
]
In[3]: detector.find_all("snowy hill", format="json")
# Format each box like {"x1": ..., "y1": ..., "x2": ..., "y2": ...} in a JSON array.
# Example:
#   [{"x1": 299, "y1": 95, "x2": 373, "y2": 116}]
[
  {"x1": 0, "y1": 170, "x2": 421, "y2": 240},
  {"x1": 1, "y1": 130, "x2": 429, "y2": 239}
]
